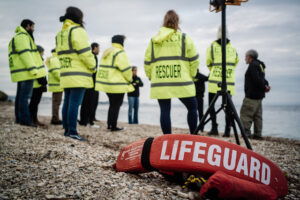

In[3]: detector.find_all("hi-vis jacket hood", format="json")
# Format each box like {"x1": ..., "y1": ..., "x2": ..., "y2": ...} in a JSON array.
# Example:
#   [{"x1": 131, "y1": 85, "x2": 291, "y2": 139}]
[
  {"x1": 152, "y1": 27, "x2": 176, "y2": 44},
  {"x1": 102, "y1": 43, "x2": 124, "y2": 59},
  {"x1": 15, "y1": 26, "x2": 29, "y2": 35},
  {"x1": 62, "y1": 19, "x2": 81, "y2": 30}
]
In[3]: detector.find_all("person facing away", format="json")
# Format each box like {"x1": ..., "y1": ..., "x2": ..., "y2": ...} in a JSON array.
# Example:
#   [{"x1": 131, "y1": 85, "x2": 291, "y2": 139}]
[
  {"x1": 206, "y1": 25, "x2": 239, "y2": 136},
  {"x1": 194, "y1": 69, "x2": 208, "y2": 124},
  {"x1": 56, "y1": 6, "x2": 96, "y2": 141},
  {"x1": 95, "y1": 35, "x2": 134, "y2": 131},
  {"x1": 46, "y1": 48, "x2": 63, "y2": 125},
  {"x1": 240, "y1": 50, "x2": 270, "y2": 140},
  {"x1": 29, "y1": 45, "x2": 48, "y2": 126},
  {"x1": 8, "y1": 19, "x2": 46, "y2": 127},
  {"x1": 127, "y1": 66, "x2": 143, "y2": 124},
  {"x1": 79, "y1": 42, "x2": 100, "y2": 128},
  {"x1": 144, "y1": 10, "x2": 200, "y2": 134}
]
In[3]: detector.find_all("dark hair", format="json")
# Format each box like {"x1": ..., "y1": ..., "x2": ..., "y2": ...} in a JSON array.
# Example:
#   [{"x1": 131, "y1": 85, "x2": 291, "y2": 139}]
[
  {"x1": 132, "y1": 66, "x2": 137, "y2": 71},
  {"x1": 21, "y1": 19, "x2": 34, "y2": 29},
  {"x1": 91, "y1": 42, "x2": 99, "y2": 50},
  {"x1": 60, "y1": 6, "x2": 84, "y2": 26},
  {"x1": 112, "y1": 35, "x2": 126, "y2": 46},
  {"x1": 163, "y1": 10, "x2": 179, "y2": 31},
  {"x1": 51, "y1": 49, "x2": 56, "y2": 53},
  {"x1": 36, "y1": 45, "x2": 44, "y2": 53}
]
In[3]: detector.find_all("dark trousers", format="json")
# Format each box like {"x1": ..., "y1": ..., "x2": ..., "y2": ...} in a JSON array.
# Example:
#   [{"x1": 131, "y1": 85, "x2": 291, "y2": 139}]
[
  {"x1": 158, "y1": 97, "x2": 198, "y2": 134},
  {"x1": 15, "y1": 80, "x2": 33, "y2": 125},
  {"x1": 196, "y1": 94, "x2": 204, "y2": 123},
  {"x1": 209, "y1": 92, "x2": 232, "y2": 128},
  {"x1": 29, "y1": 87, "x2": 44, "y2": 122},
  {"x1": 107, "y1": 93, "x2": 124, "y2": 129},
  {"x1": 62, "y1": 88, "x2": 85, "y2": 135},
  {"x1": 80, "y1": 88, "x2": 99, "y2": 125}
]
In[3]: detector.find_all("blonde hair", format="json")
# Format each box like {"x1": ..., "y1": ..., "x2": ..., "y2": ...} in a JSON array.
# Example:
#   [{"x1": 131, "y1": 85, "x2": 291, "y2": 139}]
[
  {"x1": 163, "y1": 10, "x2": 180, "y2": 31},
  {"x1": 217, "y1": 25, "x2": 229, "y2": 39}
]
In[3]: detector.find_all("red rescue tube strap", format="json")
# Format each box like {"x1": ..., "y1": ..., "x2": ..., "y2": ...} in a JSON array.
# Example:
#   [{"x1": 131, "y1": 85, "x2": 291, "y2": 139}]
[{"x1": 200, "y1": 171, "x2": 278, "y2": 200}]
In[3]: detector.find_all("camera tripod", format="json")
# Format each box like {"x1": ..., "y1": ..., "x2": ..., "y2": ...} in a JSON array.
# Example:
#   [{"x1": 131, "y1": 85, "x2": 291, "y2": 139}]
[{"x1": 193, "y1": 0, "x2": 252, "y2": 150}]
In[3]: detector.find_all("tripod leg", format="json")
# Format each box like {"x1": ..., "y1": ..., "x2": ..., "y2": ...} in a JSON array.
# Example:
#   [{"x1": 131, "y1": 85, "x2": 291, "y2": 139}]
[
  {"x1": 193, "y1": 92, "x2": 220, "y2": 135},
  {"x1": 232, "y1": 120, "x2": 240, "y2": 145},
  {"x1": 226, "y1": 93, "x2": 252, "y2": 150}
]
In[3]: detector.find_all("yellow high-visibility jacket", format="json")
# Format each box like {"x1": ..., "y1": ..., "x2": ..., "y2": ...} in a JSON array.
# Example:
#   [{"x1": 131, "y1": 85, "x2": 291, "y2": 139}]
[
  {"x1": 95, "y1": 43, "x2": 134, "y2": 93},
  {"x1": 144, "y1": 27, "x2": 199, "y2": 99},
  {"x1": 56, "y1": 19, "x2": 96, "y2": 88},
  {"x1": 206, "y1": 41, "x2": 239, "y2": 95},
  {"x1": 8, "y1": 26, "x2": 46, "y2": 82},
  {"x1": 46, "y1": 53, "x2": 63, "y2": 92}
]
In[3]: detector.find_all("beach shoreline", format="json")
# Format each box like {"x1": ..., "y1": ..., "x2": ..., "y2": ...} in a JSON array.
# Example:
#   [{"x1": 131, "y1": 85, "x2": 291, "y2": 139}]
[{"x1": 0, "y1": 102, "x2": 299, "y2": 199}]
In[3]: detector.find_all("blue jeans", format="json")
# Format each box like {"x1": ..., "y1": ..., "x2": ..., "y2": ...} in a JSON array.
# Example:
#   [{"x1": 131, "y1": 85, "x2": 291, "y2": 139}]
[
  {"x1": 62, "y1": 88, "x2": 85, "y2": 135},
  {"x1": 15, "y1": 80, "x2": 34, "y2": 125},
  {"x1": 128, "y1": 96, "x2": 139, "y2": 124},
  {"x1": 158, "y1": 97, "x2": 198, "y2": 134}
]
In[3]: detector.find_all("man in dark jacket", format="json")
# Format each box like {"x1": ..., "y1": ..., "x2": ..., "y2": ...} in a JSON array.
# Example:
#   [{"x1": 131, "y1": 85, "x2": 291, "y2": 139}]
[
  {"x1": 127, "y1": 66, "x2": 143, "y2": 124},
  {"x1": 240, "y1": 49, "x2": 270, "y2": 139},
  {"x1": 79, "y1": 42, "x2": 100, "y2": 128},
  {"x1": 194, "y1": 69, "x2": 208, "y2": 124}
]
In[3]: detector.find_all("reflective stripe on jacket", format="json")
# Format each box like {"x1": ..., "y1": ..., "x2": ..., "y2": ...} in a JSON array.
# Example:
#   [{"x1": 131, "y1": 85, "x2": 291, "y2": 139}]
[
  {"x1": 8, "y1": 26, "x2": 46, "y2": 82},
  {"x1": 56, "y1": 19, "x2": 96, "y2": 88},
  {"x1": 95, "y1": 43, "x2": 134, "y2": 93},
  {"x1": 144, "y1": 27, "x2": 199, "y2": 99},
  {"x1": 206, "y1": 41, "x2": 239, "y2": 95}
]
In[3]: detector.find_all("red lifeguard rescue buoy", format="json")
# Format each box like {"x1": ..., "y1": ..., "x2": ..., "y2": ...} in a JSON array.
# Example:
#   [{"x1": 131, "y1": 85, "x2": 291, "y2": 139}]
[{"x1": 116, "y1": 134, "x2": 288, "y2": 198}]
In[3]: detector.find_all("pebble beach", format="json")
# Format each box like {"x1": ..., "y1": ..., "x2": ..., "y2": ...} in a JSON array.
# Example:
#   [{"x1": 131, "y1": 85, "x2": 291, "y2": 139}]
[{"x1": 0, "y1": 102, "x2": 299, "y2": 200}]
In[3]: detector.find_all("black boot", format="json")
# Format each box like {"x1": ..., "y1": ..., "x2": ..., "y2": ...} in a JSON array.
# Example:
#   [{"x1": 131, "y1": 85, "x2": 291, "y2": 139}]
[
  {"x1": 208, "y1": 124, "x2": 219, "y2": 136},
  {"x1": 223, "y1": 126, "x2": 231, "y2": 137}
]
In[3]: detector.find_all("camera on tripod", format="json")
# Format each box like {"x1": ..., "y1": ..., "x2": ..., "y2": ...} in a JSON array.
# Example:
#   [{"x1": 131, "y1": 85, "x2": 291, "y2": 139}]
[{"x1": 209, "y1": 0, "x2": 248, "y2": 12}]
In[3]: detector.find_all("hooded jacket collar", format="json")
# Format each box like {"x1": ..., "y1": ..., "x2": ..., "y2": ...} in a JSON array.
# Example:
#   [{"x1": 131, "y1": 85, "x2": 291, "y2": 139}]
[
  {"x1": 102, "y1": 43, "x2": 124, "y2": 59},
  {"x1": 62, "y1": 19, "x2": 81, "y2": 30},
  {"x1": 15, "y1": 26, "x2": 28, "y2": 34},
  {"x1": 152, "y1": 27, "x2": 179, "y2": 44}
]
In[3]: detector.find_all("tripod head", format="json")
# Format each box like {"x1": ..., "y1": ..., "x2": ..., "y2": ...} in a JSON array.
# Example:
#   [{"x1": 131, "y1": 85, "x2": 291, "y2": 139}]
[{"x1": 210, "y1": 0, "x2": 248, "y2": 12}]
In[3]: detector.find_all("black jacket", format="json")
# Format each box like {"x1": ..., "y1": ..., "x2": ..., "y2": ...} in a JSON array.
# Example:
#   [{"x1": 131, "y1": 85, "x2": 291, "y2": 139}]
[
  {"x1": 244, "y1": 59, "x2": 269, "y2": 100},
  {"x1": 128, "y1": 76, "x2": 143, "y2": 97},
  {"x1": 92, "y1": 54, "x2": 98, "y2": 87},
  {"x1": 194, "y1": 72, "x2": 208, "y2": 98}
]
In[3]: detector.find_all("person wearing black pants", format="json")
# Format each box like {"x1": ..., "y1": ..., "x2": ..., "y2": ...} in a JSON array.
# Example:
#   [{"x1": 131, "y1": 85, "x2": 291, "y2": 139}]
[
  {"x1": 106, "y1": 93, "x2": 124, "y2": 131},
  {"x1": 209, "y1": 92, "x2": 233, "y2": 137},
  {"x1": 29, "y1": 86, "x2": 46, "y2": 125},
  {"x1": 79, "y1": 42, "x2": 100, "y2": 127},
  {"x1": 29, "y1": 45, "x2": 47, "y2": 126},
  {"x1": 194, "y1": 70, "x2": 208, "y2": 123},
  {"x1": 158, "y1": 97, "x2": 198, "y2": 134}
]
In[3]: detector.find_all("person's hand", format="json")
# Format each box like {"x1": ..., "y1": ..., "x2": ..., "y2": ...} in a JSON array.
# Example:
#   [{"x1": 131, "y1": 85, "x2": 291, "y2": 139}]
[
  {"x1": 265, "y1": 86, "x2": 271, "y2": 93},
  {"x1": 133, "y1": 83, "x2": 136, "y2": 86}
]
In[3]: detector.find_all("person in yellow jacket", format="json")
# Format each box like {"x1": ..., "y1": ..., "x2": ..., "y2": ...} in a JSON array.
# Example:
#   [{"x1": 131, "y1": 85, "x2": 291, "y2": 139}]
[
  {"x1": 144, "y1": 10, "x2": 200, "y2": 134},
  {"x1": 95, "y1": 35, "x2": 134, "y2": 131},
  {"x1": 29, "y1": 45, "x2": 47, "y2": 126},
  {"x1": 56, "y1": 7, "x2": 96, "y2": 141},
  {"x1": 206, "y1": 26, "x2": 239, "y2": 136},
  {"x1": 8, "y1": 19, "x2": 46, "y2": 127},
  {"x1": 46, "y1": 49, "x2": 63, "y2": 125}
]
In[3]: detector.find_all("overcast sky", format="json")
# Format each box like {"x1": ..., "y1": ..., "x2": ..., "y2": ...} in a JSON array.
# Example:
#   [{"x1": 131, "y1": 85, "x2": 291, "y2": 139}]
[{"x1": 0, "y1": 0, "x2": 299, "y2": 105}]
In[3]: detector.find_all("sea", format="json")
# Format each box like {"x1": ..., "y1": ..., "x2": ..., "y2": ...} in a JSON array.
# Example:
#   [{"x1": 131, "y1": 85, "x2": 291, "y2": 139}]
[{"x1": 32, "y1": 97, "x2": 300, "y2": 140}]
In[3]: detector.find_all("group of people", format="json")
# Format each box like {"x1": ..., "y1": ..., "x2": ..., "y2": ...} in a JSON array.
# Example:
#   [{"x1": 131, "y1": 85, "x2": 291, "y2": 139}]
[{"x1": 8, "y1": 7, "x2": 270, "y2": 141}]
